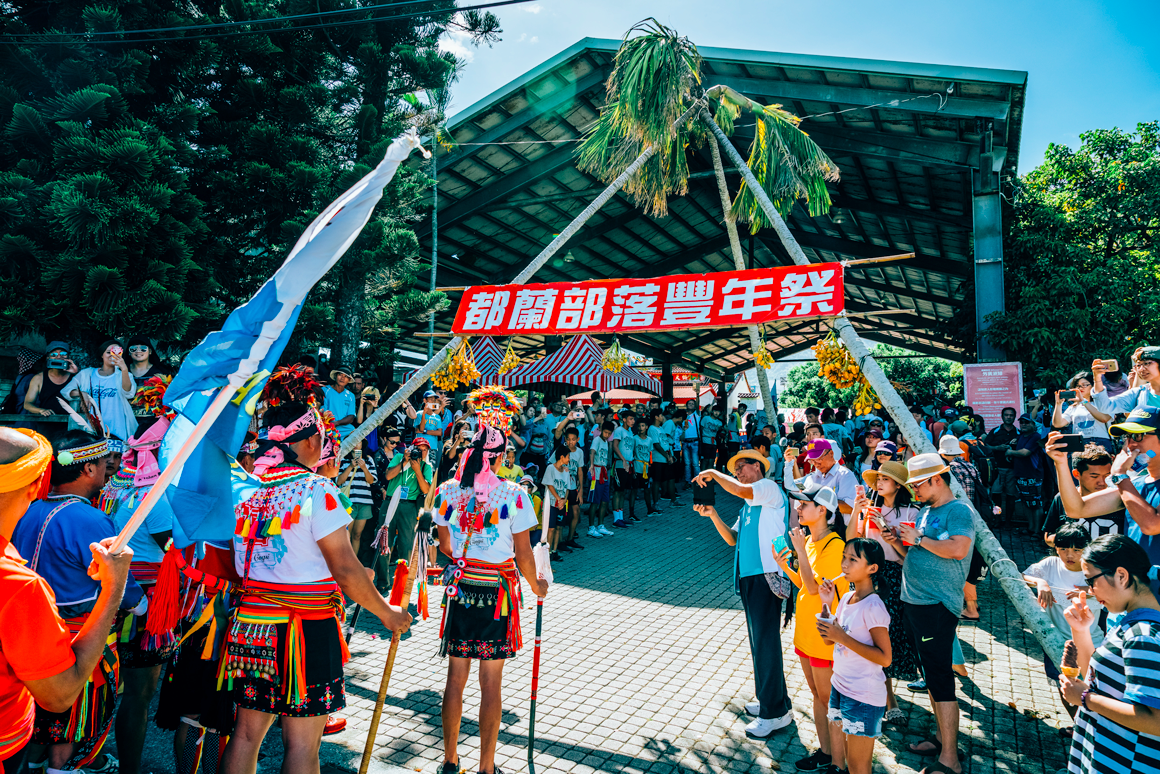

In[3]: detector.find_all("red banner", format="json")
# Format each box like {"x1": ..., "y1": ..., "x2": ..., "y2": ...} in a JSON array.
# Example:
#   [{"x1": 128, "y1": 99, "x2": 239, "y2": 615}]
[{"x1": 451, "y1": 264, "x2": 844, "y2": 337}]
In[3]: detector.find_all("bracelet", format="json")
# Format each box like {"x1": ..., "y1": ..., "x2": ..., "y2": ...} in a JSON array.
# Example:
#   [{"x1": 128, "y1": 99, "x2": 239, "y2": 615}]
[{"x1": 1081, "y1": 688, "x2": 1093, "y2": 712}]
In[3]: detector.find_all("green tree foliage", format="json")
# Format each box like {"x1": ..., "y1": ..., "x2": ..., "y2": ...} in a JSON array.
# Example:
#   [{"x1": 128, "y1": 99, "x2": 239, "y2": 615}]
[
  {"x1": 0, "y1": 1, "x2": 496, "y2": 373},
  {"x1": 980, "y1": 122, "x2": 1160, "y2": 386},
  {"x1": 779, "y1": 344, "x2": 963, "y2": 410},
  {"x1": 0, "y1": 3, "x2": 215, "y2": 347}
]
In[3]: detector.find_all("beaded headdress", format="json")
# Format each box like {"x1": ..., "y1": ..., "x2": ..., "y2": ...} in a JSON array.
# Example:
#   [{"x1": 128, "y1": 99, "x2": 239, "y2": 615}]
[
  {"x1": 466, "y1": 386, "x2": 522, "y2": 437},
  {"x1": 56, "y1": 438, "x2": 110, "y2": 466}
]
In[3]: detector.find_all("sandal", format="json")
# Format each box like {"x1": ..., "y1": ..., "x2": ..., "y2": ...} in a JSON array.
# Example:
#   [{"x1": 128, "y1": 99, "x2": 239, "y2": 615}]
[
  {"x1": 919, "y1": 763, "x2": 961, "y2": 774},
  {"x1": 909, "y1": 739, "x2": 941, "y2": 756}
]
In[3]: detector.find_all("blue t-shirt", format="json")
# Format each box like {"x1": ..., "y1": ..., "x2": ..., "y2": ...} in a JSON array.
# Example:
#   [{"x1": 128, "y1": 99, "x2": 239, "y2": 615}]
[
  {"x1": 323, "y1": 386, "x2": 358, "y2": 439},
  {"x1": 732, "y1": 479, "x2": 789, "y2": 580},
  {"x1": 1129, "y1": 474, "x2": 1160, "y2": 596},
  {"x1": 413, "y1": 408, "x2": 452, "y2": 448},
  {"x1": 12, "y1": 496, "x2": 144, "y2": 617}
]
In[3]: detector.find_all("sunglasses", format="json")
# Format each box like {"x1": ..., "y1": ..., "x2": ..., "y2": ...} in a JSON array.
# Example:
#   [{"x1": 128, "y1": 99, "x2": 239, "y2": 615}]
[
  {"x1": 128, "y1": 345, "x2": 149, "y2": 352},
  {"x1": 1124, "y1": 431, "x2": 1158, "y2": 441}
]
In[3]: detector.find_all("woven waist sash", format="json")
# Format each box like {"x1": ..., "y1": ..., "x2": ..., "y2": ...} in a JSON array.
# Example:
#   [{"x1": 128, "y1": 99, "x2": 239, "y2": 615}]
[
  {"x1": 53, "y1": 613, "x2": 118, "y2": 747},
  {"x1": 222, "y1": 579, "x2": 349, "y2": 706},
  {"x1": 440, "y1": 558, "x2": 523, "y2": 653}
]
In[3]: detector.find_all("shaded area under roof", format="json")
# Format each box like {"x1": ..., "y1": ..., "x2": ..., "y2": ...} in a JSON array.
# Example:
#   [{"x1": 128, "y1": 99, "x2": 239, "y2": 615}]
[{"x1": 406, "y1": 38, "x2": 1026, "y2": 378}]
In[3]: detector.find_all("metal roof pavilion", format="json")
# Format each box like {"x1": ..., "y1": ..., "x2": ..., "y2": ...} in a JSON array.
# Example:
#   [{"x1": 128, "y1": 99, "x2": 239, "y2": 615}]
[{"x1": 409, "y1": 38, "x2": 1027, "y2": 379}]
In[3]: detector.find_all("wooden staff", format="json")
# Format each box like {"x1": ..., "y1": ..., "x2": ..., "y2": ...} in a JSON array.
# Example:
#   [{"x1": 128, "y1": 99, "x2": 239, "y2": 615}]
[{"x1": 358, "y1": 456, "x2": 441, "y2": 774}]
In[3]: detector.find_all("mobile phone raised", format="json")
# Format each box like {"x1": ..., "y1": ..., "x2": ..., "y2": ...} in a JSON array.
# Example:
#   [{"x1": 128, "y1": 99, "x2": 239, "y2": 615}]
[
  {"x1": 1059, "y1": 390, "x2": 1078, "y2": 402},
  {"x1": 693, "y1": 480, "x2": 717, "y2": 506},
  {"x1": 772, "y1": 535, "x2": 789, "y2": 556},
  {"x1": 1099, "y1": 359, "x2": 1119, "y2": 372},
  {"x1": 1057, "y1": 434, "x2": 1087, "y2": 454}
]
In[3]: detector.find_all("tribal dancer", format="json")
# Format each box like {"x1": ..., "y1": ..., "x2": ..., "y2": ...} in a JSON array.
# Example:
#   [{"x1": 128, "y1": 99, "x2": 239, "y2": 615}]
[
  {"x1": 220, "y1": 398, "x2": 410, "y2": 774},
  {"x1": 0, "y1": 427, "x2": 133, "y2": 774},
  {"x1": 100, "y1": 376, "x2": 182, "y2": 774},
  {"x1": 10, "y1": 432, "x2": 146, "y2": 773},
  {"x1": 433, "y1": 387, "x2": 548, "y2": 774}
]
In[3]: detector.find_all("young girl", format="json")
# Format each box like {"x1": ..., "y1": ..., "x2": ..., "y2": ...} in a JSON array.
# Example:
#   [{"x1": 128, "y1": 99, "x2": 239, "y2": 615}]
[
  {"x1": 775, "y1": 485, "x2": 845, "y2": 772},
  {"x1": 1059, "y1": 534, "x2": 1160, "y2": 774},
  {"x1": 817, "y1": 539, "x2": 892, "y2": 774},
  {"x1": 633, "y1": 419, "x2": 657, "y2": 515},
  {"x1": 847, "y1": 461, "x2": 919, "y2": 722}
]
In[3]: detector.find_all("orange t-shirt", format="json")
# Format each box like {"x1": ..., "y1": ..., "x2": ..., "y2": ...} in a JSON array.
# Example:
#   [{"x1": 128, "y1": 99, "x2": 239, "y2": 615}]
[{"x1": 0, "y1": 537, "x2": 76, "y2": 760}]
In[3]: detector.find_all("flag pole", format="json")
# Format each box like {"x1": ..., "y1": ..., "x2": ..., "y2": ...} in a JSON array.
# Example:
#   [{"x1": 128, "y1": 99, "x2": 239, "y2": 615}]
[{"x1": 110, "y1": 385, "x2": 239, "y2": 554}]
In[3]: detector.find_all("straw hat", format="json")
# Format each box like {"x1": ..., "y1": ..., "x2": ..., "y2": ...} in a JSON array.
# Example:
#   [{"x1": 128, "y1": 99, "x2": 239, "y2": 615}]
[
  {"x1": 905, "y1": 452, "x2": 949, "y2": 485},
  {"x1": 727, "y1": 449, "x2": 770, "y2": 476},
  {"x1": 862, "y1": 460, "x2": 909, "y2": 489}
]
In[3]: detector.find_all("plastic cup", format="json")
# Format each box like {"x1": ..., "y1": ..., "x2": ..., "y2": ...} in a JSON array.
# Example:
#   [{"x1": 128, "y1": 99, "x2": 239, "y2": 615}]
[{"x1": 900, "y1": 521, "x2": 917, "y2": 545}]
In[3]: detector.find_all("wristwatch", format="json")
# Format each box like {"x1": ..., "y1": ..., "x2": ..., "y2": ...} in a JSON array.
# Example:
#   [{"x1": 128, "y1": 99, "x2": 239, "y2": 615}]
[
  {"x1": 914, "y1": 534, "x2": 924, "y2": 548},
  {"x1": 1109, "y1": 473, "x2": 1131, "y2": 485}
]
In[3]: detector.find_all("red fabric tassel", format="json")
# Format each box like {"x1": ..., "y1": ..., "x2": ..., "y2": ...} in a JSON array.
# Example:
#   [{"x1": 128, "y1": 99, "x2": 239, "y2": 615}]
[
  {"x1": 387, "y1": 560, "x2": 408, "y2": 607},
  {"x1": 145, "y1": 545, "x2": 183, "y2": 637},
  {"x1": 417, "y1": 581, "x2": 429, "y2": 620}
]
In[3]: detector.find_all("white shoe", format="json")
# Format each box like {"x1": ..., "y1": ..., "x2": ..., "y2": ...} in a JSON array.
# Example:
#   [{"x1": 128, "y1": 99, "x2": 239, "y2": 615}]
[
  {"x1": 598, "y1": 525, "x2": 615, "y2": 536},
  {"x1": 587, "y1": 526, "x2": 602, "y2": 538},
  {"x1": 744, "y1": 700, "x2": 761, "y2": 716},
  {"x1": 745, "y1": 712, "x2": 793, "y2": 738}
]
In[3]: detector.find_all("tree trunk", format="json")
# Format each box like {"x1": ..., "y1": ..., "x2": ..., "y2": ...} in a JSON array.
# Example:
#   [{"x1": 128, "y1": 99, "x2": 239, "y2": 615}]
[
  {"x1": 339, "y1": 102, "x2": 705, "y2": 456},
  {"x1": 707, "y1": 135, "x2": 772, "y2": 419},
  {"x1": 700, "y1": 107, "x2": 1066, "y2": 665},
  {"x1": 332, "y1": 262, "x2": 366, "y2": 371}
]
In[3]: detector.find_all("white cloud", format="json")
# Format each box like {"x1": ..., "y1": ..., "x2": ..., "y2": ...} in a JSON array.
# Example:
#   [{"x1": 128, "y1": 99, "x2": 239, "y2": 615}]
[
  {"x1": 520, "y1": 3, "x2": 542, "y2": 12},
  {"x1": 518, "y1": 32, "x2": 527, "y2": 41},
  {"x1": 530, "y1": 36, "x2": 539, "y2": 43},
  {"x1": 439, "y1": 29, "x2": 475, "y2": 62}
]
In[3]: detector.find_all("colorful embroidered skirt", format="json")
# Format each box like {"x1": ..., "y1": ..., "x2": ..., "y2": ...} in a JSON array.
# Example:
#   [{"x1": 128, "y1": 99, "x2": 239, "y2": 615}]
[
  {"x1": 441, "y1": 580, "x2": 517, "y2": 660},
  {"x1": 232, "y1": 618, "x2": 346, "y2": 717}
]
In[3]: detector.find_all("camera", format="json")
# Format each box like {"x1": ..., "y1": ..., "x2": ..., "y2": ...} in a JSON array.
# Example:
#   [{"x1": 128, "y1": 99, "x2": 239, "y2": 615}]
[{"x1": 47, "y1": 358, "x2": 69, "y2": 370}]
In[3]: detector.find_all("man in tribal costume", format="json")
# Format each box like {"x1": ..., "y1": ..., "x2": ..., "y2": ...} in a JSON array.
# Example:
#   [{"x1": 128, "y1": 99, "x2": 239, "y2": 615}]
[
  {"x1": 219, "y1": 399, "x2": 411, "y2": 774},
  {"x1": 433, "y1": 387, "x2": 548, "y2": 774},
  {"x1": 11, "y1": 432, "x2": 146, "y2": 773}
]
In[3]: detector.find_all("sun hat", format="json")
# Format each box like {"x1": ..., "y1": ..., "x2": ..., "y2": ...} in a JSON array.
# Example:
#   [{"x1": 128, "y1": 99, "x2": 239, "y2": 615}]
[
  {"x1": 727, "y1": 448, "x2": 771, "y2": 476},
  {"x1": 938, "y1": 434, "x2": 964, "y2": 456},
  {"x1": 787, "y1": 483, "x2": 840, "y2": 514},
  {"x1": 862, "y1": 460, "x2": 909, "y2": 489},
  {"x1": 905, "y1": 452, "x2": 950, "y2": 485},
  {"x1": 329, "y1": 365, "x2": 353, "y2": 381},
  {"x1": 1109, "y1": 406, "x2": 1160, "y2": 437},
  {"x1": 519, "y1": 474, "x2": 535, "y2": 485},
  {"x1": 873, "y1": 440, "x2": 898, "y2": 456},
  {"x1": 805, "y1": 438, "x2": 837, "y2": 460}
]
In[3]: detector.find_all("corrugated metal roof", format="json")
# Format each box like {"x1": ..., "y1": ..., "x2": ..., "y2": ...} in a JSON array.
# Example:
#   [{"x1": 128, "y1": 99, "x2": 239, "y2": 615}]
[{"x1": 408, "y1": 38, "x2": 1027, "y2": 379}]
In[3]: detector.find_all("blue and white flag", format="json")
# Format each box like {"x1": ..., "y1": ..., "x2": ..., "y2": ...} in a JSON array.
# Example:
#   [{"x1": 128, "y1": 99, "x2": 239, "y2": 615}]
[{"x1": 160, "y1": 132, "x2": 428, "y2": 546}]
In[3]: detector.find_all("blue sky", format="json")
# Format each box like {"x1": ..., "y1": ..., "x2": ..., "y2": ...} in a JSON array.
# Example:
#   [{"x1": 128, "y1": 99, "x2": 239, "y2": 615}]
[{"x1": 442, "y1": 0, "x2": 1160, "y2": 172}]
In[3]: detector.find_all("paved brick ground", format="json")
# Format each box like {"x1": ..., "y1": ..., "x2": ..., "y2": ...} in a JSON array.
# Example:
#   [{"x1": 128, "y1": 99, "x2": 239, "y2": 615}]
[{"x1": 138, "y1": 486, "x2": 1071, "y2": 774}]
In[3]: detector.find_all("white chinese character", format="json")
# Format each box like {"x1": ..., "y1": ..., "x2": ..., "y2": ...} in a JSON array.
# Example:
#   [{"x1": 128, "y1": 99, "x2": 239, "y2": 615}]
[
  {"x1": 660, "y1": 280, "x2": 715, "y2": 325},
  {"x1": 556, "y1": 287, "x2": 607, "y2": 329},
  {"x1": 510, "y1": 289, "x2": 559, "y2": 330},
  {"x1": 462, "y1": 290, "x2": 510, "y2": 331},
  {"x1": 719, "y1": 277, "x2": 773, "y2": 321},
  {"x1": 607, "y1": 284, "x2": 660, "y2": 328},
  {"x1": 777, "y1": 269, "x2": 836, "y2": 317}
]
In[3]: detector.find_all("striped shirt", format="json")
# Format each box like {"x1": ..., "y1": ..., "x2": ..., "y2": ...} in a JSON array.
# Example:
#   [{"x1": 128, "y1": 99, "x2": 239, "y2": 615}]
[
  {"x1": 343, "y1": 457, "x2": 377, "y2": 506},
  {"x1": 1068, "y1": 614, "x2": 1160, "y2": 774}
]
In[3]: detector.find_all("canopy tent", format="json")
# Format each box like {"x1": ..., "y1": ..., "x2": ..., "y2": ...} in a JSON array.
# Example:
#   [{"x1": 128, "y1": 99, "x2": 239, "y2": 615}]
[
  {"x1": 470, "y1": 336, "x2": 504, "y2": 383},
  {"x1": 495, "y1": 334, "x2": 658, "y2": 393},
  {"x1": 567, "y1": 385, "x2": 717, "y2": 407}
]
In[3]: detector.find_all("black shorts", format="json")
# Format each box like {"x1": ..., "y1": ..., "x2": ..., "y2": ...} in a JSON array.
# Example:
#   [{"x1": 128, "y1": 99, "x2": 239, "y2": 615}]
[
  {"x1": 614, "y1": 467, "x2": 634, "y2": 490},
  {"x1": 548, "y1": 504, "x2": 567, "y2": 529},
  {"x1": 567, "y1": 488, "x2": 578, "y2": 509},
  {"x1": 903, "y1": 601, "x2": 960, "y2": 702}
]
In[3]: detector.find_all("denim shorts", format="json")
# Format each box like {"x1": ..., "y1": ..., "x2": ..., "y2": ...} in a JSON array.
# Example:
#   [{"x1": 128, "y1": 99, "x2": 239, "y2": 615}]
[{"x1": 827, "y1": 687, "x2": 885, "y2": 738}]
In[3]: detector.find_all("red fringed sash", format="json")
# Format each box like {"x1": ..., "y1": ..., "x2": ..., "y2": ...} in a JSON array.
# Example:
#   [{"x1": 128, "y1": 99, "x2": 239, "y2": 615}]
[{"x1": 440, "y1": 558, "x2": 523, "y2": 653}]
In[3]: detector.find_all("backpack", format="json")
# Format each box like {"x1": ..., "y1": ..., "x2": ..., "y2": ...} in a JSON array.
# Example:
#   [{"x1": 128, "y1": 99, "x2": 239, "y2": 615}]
[
  {"x1": 528, "y1": 429, "x2": 547, "y2": 455},
  {"x1": 963, "y1": 438, "x2": 994, "y2": 489}
]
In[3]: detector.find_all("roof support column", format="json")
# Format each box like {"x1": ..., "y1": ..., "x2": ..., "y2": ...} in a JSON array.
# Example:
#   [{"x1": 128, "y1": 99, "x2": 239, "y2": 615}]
[
  {"x1": 973, "y1": 130, "x2": 1007, "y2": 362},
  {"x1": 661, "y1": 356, "x2": 674, "y2": 403}
]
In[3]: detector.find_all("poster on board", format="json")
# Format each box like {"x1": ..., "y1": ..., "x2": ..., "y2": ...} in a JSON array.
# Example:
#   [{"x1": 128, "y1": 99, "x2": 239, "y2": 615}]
[{"x1": 963, "y1": 362, "x2": 1024, "y2": 432}]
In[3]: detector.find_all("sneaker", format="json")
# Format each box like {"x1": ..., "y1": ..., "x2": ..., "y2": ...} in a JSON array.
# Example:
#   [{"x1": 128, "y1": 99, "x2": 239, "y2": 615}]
[
  {"x1": 559, "y1": 543, "x2": 574, "y2": 554},
  {"x1": 550, "y1": 551, "x2": 563, "y2": 562},
  {"x1": 821, "y1": 766, "x2": 848, "y2": 774},
  {"x1": 598, "y1": 525, "x2": 615, "y2": 536},
  {"x1": 613, "y1": 519, "x2": 628, "y2": 528},
  {"x1": 441, "y1": 761, "x2": 461, "y2": 774},
  {"x1": 629, "y1": 514, "x2": 642, "y2": 522},
  {"x1": 907, "y1": 677, "x2": 927, "y2": 691},
  {"x1": 85, "y1": 755, "x2": 119, "y2": 774},
  {"x1": 794, "y1": 750, "x2": 831, "y2": 771},
  {"x1": 744, "y1": 699, "x2": 761, "y2": 716},
  {"x1": 744, "y1": 712, "x2": 793, "y2": 738},
  {"x1": 566, "y1": 539, "x2": 585, "y2": 550}
]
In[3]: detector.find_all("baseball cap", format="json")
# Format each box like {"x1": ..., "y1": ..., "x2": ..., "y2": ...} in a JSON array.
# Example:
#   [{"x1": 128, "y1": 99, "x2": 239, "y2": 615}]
[
  {"x1": 805, "y1": 438, "x2": 836, "y2": 459},
  {"x1": 874, "y1": 440, "x2": 898, "y2": 456},
  {"x1": 949, "y1": 420, "x2": 971, "y2": 436},
  {"x1": 787, "y1": 483, "x2": 840, "y2": 513},
  {"x1": 46, "y1": 340, "x2": 70, "y2": 355},
  {"x1": 1110, "y1": 406, "x2": 1160, "y2": 437},
  {"x1": 423, "y1": 390, "x2": 439, "y2": 398},
  {"x1": 1137, "y1": 346, "x2": 1160, "y2": 363},
  {"x1": 1017, "y1": 413, "x2": 1034, "y2": 423},
  {"x1": 411, "y1": 437, "x2": 431, "y2": 449}
]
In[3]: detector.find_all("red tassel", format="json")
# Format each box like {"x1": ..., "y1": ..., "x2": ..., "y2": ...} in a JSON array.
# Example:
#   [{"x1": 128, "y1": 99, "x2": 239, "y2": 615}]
[
  {"x1": 35, "y1": 466, "x2": 51, "y2": 501},
  {"x1": 417, "y1": 581, "x2": 429, "y2": 620},
  {"x1": 387, "y1": 560, "x2": 408, "y2": 607},
  {"x1": 145, "y1": 545, "x2": 183, "y2": 637},
  {"x1": 325, "y1": 493, "x2": 338, "y2": 511}
]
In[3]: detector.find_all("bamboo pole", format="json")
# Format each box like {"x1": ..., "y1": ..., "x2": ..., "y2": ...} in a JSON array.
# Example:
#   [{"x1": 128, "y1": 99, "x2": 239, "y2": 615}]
[
  {"x1": 358, "y1": 467, "x2": 441, "y2": 774},
  {"x1": 700, "y1": 107, "x2": 1066, "y2": 664},
  {"x1": 707, "y1": 133, "x2": 772, "y2": 419},
  {"x1": 339, "y1": 102, "x2": 705, "y2": 457}
]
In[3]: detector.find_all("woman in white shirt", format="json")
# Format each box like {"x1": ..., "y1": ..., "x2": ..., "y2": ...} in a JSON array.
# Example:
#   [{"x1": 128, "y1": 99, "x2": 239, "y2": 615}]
[
  {"x1": 67, "y1": 339, "x2": 137, "y2": 441},
  {"x1": 1053, "y1": 371, "x2": 1114, "y2": 454}
]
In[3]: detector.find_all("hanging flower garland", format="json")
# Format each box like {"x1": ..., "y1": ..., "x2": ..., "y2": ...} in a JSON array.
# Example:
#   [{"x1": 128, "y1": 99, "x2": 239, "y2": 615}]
[
  {"x1": 433, "y1": 339, "x2": 481, "y2": 391},
  {"x1": 602, "y1": 337, "x2": 628, "y2": 373},
  {"x1": 499, "y1": 338, "x2": 520, "y2": 375},
  {"x1": 753, "y1": 326, "x2": 774, "y2": 369},
  {"x1": 811, "y1": 330, "x2": 881, "y2": 416}
]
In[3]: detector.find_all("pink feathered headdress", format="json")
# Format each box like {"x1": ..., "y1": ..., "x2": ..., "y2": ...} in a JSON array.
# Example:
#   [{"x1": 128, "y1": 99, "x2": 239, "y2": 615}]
[{"x1": 455, "y1": 423, "x2": 507, "y2": 502}]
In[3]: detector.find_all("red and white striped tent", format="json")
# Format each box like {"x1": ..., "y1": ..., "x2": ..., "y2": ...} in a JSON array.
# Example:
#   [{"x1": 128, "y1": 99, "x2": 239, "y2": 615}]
[
  {"x1": 494, "y1": 335, "x2": 659, "y2": 394},
  {"x1": 470, "y1": 336, "x2": 504, "y2": 383}
]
